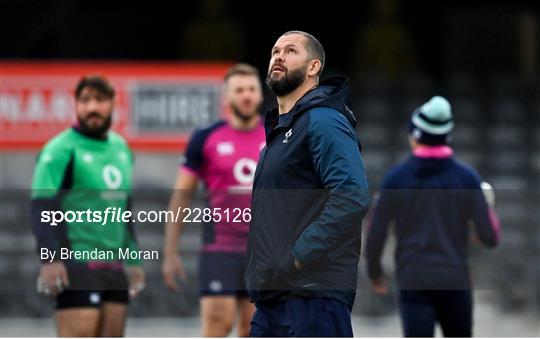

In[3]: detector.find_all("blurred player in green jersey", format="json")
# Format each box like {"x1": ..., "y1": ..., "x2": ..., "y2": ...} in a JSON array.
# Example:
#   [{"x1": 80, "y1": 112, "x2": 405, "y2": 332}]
[{"x1": 31, "y1": 75, "x2": 145, "y2": 336}]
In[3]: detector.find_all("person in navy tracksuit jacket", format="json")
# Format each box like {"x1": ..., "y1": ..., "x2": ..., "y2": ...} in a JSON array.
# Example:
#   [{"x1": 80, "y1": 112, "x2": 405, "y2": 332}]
[
  {"x1": 365, "y1": 96, "x2": 501, "y2": 337},
  {"x1": 245, "y1": 31, "x2": 370, "y2": 337}
]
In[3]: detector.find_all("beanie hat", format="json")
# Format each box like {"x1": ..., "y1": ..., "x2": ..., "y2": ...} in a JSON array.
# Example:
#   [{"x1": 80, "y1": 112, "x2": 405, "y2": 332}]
[{"x1": 409, "y1": 96, "x2": 454, "y2": 145}]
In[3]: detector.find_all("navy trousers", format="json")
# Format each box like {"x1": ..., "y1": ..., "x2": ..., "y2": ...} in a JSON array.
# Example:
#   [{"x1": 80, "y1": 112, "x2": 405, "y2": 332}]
[
  {"x1": 250, "y1": 297, "x2": 353, "y2": 337},
  {"x1": 399, "y1": 290, "x2": 473, "y2": 337}
]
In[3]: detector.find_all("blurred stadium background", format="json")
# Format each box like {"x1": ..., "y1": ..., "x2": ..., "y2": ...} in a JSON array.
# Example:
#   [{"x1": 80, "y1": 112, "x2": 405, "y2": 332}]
[{"x1": 1, "y1": 0, "x2": 539, "y2": 336}]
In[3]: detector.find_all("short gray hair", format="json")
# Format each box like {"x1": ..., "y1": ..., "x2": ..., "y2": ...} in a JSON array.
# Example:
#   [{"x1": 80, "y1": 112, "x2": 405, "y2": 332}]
[{"x1": 282, "y1": 30, "x2": 325, "y2": 76}]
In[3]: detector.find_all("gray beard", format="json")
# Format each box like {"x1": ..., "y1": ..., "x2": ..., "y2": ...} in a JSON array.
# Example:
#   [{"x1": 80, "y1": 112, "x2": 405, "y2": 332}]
[{"x1": 266, "y1": 67, "x2": 306, "y2": 97}]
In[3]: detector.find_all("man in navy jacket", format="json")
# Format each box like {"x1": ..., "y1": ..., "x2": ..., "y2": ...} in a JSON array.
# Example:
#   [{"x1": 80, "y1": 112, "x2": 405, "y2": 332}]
[
  {"x1": 245, "y1": 30, "x2": 370, "y2": 337},
  {"x1": 365, "y1": 96, "x2": 501, "y2": 337}
]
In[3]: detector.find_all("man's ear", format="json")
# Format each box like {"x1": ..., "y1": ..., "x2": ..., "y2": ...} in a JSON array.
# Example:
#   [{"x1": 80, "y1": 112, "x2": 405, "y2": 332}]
[
  {"x1": 220, "y1": 83, "x2": 230, "y2": 106},
  {"x1": 307, "y1": 60, "x2": 321, "y2": 78},
  {"x1": 408, "y1": 135, "x2": 418, "y2": 150}
]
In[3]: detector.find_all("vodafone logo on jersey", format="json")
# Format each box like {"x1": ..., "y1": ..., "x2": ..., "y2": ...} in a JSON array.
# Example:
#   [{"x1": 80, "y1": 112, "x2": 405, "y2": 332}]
[
  {"x1": 231, "y1": 158, "x2": 257, "y2": 190},
  {"x1": 102, "y1": 164, "x2": 123, "y2": 189},
  {"x1": 233, "y1": 158, "x2": 257, "y2": 184}
]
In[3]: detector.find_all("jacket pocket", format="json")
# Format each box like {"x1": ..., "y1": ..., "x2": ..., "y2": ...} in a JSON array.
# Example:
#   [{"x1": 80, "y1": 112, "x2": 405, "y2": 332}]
[{"x1": 270, "y1": 247, "x2": 299, "y2": 290}]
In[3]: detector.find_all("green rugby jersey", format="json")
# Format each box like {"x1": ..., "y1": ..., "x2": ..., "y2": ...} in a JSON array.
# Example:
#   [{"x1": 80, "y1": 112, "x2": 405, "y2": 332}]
[{"x1": 31, "y1": 128, "x2": 140, "y2": 265}]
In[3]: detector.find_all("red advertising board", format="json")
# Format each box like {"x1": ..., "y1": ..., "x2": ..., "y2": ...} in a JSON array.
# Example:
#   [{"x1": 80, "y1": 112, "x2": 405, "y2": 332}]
[{"x1": 0, "y1": 62, "x2": 231, "y2": 151}]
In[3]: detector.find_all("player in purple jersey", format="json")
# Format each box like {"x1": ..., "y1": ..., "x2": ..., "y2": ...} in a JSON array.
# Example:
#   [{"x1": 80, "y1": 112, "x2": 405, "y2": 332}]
[{"x1": 162, "y1": 64, "x2": 265, "y2": 336}]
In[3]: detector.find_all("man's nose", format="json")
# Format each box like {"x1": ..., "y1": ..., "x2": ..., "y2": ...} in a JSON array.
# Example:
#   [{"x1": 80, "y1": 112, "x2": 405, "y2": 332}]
[
  {"x1": 87, "y1": 99, "x2": 100, "y2": 110},
  {"x1": 274, "y1": 52, "x2": 284, "y2": 62}
]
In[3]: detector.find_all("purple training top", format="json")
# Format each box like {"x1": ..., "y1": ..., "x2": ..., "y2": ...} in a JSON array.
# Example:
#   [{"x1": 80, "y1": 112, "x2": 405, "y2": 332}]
[{"x1": 182, "y1": 120, "x2": 266, "y2": 253}]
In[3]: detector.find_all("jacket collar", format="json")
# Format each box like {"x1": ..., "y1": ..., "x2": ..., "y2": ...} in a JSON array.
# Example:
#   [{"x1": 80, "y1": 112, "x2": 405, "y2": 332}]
[
  {"x1": 264, "y1": 76, "x2": 354, "y2": 140},
  {"x1": 413, "y1": 145, "x2": 454, "y2": 159}
]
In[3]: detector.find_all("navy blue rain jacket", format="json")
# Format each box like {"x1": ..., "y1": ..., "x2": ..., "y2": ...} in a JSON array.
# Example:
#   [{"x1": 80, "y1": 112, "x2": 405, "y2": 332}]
[
  {"x1": 245, "y1": 77, "x2": 370, "y2": 308},
  {"x1": 365, "y1": 154, "x2": 500, "y2": 290}
]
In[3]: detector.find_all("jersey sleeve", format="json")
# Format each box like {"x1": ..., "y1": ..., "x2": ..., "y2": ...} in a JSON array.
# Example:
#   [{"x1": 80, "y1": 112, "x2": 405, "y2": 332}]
[
  {"x1": 365, "y1": 174, "x2": 395, "y2": 281},
  {"x1": 111, "y1": 135, "x2": 140, "y2": 265},
  {"x1": 466, "y1": 170, "x2": 500, "y2": 247},
  {"x1": 31, "y1": 142, "x2": 73, "y2": 198},
  {"x1": 123, "y1": 196, "x2": 141, "y2": 266},
  {"x1": 181, "y1": 129, "x2": 208, "y2": 176},
  {"x1": 30, "y1": 140, "x2": 74, "y2": 260}
]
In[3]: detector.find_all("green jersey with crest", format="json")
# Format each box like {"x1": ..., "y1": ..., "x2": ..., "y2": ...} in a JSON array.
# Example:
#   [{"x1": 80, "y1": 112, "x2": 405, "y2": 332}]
[{"x1": 31, "y1": 128, "x2": 140, "y2": 265}]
